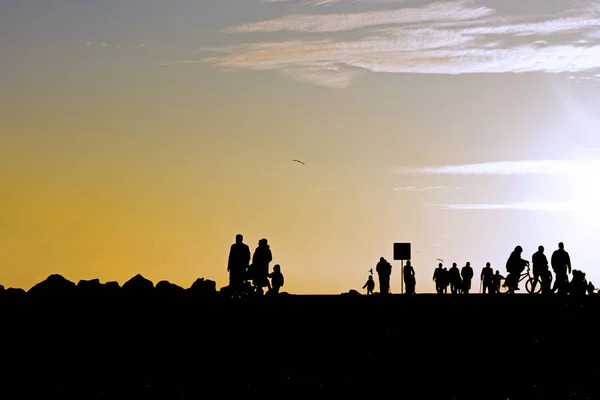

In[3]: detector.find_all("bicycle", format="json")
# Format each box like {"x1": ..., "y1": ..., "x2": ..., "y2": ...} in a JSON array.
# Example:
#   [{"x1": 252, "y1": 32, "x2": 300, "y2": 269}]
[{"x1": 498, "y1": 265, "x2": 542, "y2": 294}]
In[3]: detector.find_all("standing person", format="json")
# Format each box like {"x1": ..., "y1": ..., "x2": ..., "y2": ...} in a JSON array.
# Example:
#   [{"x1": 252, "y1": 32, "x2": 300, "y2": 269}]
[
  {"x1": 449, "y1": 263, "x2": 462, "y2": 294},
  {"x1": 481, "y1": 262, "x2": 494, "y2": 294},
  {"x1": 531, "y1": 245, "x2": 548, "y2": 293},
  {"x1": 433, "y1": 263, "x2": 444, "y2": 294},
  {"x1": 376, "y1": 257, "x2": 392, "y2": 294},
  {"x1": 461, "y1": 262, "x2": 474, "y2": 294},
  {"x1": 551, "y1": 242, "x2": 571, "y2": 294},
  {"x1": 227, "y1": 234, "x2": 250, "y2": 290},
  {"x1": 252, "y1": 238, "x2": 272, "y2": 295},
  {"x1": 403, "y1": 260, "x2": 416, "y2": 294}
]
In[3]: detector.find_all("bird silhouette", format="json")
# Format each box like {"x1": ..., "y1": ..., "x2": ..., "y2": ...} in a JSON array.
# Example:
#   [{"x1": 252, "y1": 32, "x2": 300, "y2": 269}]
[
  {"x1": 293, "y1": 159, "x2": 305, "y2": 166},
  {"x1": 436, "y1": 258, "x2": 444, "y2": 262},
  {"x1": 369, "y1": 268, "x2": 373, "y2": 275}
]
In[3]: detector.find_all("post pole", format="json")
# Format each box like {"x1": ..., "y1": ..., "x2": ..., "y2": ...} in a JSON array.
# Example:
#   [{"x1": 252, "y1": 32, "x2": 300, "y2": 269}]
[{"x1": 401, "y1": 260, "x2": 404, "y2": 294}]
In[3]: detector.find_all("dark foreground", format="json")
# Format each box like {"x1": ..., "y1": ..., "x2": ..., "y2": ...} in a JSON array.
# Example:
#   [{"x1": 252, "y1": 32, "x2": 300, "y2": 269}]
[{"x1": 2, "y1": 293, "x2": 599, "y2": 399}]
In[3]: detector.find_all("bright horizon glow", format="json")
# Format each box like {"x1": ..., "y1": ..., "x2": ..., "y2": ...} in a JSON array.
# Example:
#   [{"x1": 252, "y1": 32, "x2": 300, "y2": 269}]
[{"x1": 2, "y1": 0, "x2": 600, "y2": 293}]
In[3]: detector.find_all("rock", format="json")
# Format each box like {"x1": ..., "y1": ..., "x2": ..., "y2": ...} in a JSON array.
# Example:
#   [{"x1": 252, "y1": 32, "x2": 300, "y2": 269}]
[
  {"x1": 156, "y1": 280, "x2": 185, "y2": 295},
  {"x1": 104, "y1": 281, "x2": 120, "y2": 290},
  {"x1": 122, "y1": 274, "x2": 154, "y2": 292},
  {"x1": 77, "y1": 279, "x2": 102, "y2": 290},
  {"x1": 28, "y1": 274, "x2": 76, "y2": 297},
  {"x1": 189, "y1": 278, "x2": 217, "y2": 296}
]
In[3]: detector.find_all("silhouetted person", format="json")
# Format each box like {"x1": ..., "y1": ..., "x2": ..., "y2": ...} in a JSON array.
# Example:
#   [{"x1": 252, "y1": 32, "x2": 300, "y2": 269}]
[
  {"x1": 403, "y1": 260, "x2": 416, "y2": 295},
  {"x1": 551, "y1": 242, "x2": 571, "y2": 294},
  {"x1": 481, "y1": 262, "x2": 493, "y2": 293},
  {"x1": 433, "y1": 263, "x2": 444, "y2": 294},
  {"x1": 376, "y1": 257, "x2": 392, "y2": 294},
  {"x1": 542, "y1": 269, "x2": 553, "y2": 294},
  {"x1": 492, "y1": 270, "x2": 504, "y2": 294},
  {"x1": 505, "y1": 246, "x2": 529, "y2": 293},
  {"x1": 269, "y1": 264, "x2": 284, "y2": 294},
  {"x1": 442, "y1": 268, "x2": 450, "y2": 293},
  {"x1": 570, "y1": 269, "x2": 587, "y2": 295},
  {"x1": 363, "y1": 274, "x2": 375, "y2": 295},
  {"x1": 252, "y1": 238, "x2": 272, "y2": 295},
  {"x1": 461, "y1": 262, "x2": 474, "y2": 294},
  {"x1": 449, "y1": 263, "x2": 461, "y2": 294},
  {"x1": 531, "y1": 245, "x2": 548, "y2": 293},
  {"x1": 228, "y1": 234, "x2": 251, "y2": 289},
  {"x1": 587, "y1": 281, "x2": 596, "y2": 295}
]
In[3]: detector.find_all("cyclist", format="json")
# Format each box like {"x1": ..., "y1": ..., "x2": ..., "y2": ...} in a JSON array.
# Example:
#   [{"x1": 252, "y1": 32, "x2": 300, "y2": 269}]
[{"x1": 505, "y1": 245, "x2": 529, "y2": 293}]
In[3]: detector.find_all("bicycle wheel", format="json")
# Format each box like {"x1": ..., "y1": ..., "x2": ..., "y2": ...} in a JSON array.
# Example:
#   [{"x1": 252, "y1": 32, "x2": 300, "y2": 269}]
[{"x1": 525, "y1": 277, "x2": 542, "y2": 294}]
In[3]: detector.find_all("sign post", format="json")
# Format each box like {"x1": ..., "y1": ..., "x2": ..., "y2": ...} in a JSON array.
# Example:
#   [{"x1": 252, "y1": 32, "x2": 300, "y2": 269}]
[{"x1": 393, "y1": 243, "x2": 411, "y2": 294}]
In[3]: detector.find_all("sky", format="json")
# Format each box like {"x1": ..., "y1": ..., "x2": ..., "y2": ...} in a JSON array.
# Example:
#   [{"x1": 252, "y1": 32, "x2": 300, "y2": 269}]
[{"x1": 2, "y1": 0, "x2": 600, "y2": 294}]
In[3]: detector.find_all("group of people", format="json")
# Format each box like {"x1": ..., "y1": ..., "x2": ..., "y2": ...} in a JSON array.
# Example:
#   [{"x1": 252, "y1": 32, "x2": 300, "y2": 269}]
[
  {"x1": 227, "y1": 234, "x2": 284, "y2": 294},
  {"x1": 363, "y1": 257, "x2": 417, "y2": 295},
  {"x1": 498, "y1": 242, "x2": 594, "y2": 295},
  {"x1": 363, "y1": 242, "x2": 596, "y2": 295}
]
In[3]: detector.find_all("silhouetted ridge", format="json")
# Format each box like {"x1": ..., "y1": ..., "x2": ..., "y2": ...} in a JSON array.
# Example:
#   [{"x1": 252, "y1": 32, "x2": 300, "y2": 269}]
[
  {"x1": 156, "y1": 280, "x2": 185, "y2": 295},
  {"x1": 77, "y1": 278, "x2": 101, "y2": 290},
  {"x1": 122, "y1": 274, "x2": 154, "y2": 292},
  {"x1": 28, "y1": 274, "x2": 76, "y2": 298},
  {"x1": 189, "y1": 278, "x2": 216, "y2": 296}
]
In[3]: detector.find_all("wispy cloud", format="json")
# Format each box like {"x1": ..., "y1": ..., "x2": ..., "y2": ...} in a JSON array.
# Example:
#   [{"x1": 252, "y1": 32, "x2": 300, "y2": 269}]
[
  {"x1": 262, "y1": 0, "x2": 409, "y2": 5},
  {"x1": 434, "y1": 202, "x2": 576, "y2": 212},
  {"x1": 161, "y1": 1, "x2": 600, "y2": 87},
  {"x1": 393, "y1": 185, "x2": 445, "y2": 192},
  {"x1": 396, "y1": 160, "x2": 600, "y2": 175},
  {"x1": 226, "y1": 1, "x2": 493, "y2": 33}
]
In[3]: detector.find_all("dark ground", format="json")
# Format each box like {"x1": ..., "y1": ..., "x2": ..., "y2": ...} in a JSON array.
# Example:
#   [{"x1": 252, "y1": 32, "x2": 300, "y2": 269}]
[{"x1": 1, "y1": 293, "x2": 599, "y2": 399}]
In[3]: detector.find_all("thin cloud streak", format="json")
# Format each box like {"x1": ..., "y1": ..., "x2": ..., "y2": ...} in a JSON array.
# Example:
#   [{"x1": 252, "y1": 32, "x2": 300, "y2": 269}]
[
  {"x1": 434, "y1": 202, "x2": 576, "y2": 211},
  {"x1": 393, "y1": 185, "x2": 445, "y2": 192},
  {"x1": 397, "y1": 160, "x2": 600, "y2": 175}
]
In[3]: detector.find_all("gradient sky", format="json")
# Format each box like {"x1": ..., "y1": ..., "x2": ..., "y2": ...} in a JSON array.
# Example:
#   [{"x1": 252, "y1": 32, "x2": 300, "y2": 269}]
[{"x1": 2, "y1": 0, "x2": 600, "y2": 293}]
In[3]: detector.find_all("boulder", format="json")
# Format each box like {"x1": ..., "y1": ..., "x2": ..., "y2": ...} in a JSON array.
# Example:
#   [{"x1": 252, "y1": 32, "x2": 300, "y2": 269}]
[
  {"x1": 28, "y1": 274, "x2": 76, "y2": 297},
  {"x1": 122, "y1": 274, "x2": 154, "y2": 292}
]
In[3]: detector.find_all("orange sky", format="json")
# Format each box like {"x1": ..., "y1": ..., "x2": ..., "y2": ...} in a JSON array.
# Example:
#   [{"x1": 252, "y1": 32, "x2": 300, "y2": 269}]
[{"x1": 2, "y1": 0, "x2": 600, "y2": 293}]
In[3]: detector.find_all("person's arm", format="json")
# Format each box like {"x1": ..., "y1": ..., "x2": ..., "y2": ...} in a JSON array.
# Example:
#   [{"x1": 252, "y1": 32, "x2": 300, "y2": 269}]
[{"x1": 567, "y1": 253, "x2": 572, "y2": 274}]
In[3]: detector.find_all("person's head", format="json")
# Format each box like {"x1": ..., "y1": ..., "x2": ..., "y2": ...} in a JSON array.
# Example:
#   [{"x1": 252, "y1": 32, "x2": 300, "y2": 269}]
[
  {"x1": 368, "y1": 275, "x2": 373, "y2": 281},
  {"x1": 559, "y1": 242, "x2": 564, "y2": 250},
  {"x1": 406, "y1": 260, "x2": 411, "y2": 266},
  {"x1": 273, "y1": 264, "x2": 280, "y2": 272},
  {"x1": 466, "y1": 261, "x2": 470, "y2": 267},
  {"x1": 486, "y1": 262, "x2": 491, "y2": 267},
  {"x1": 380, "y1": 257, "x2": 385, "y2": 262},
  {"x1": 236, "y1": 234, "x2": 243, "y2": 243},
  {"x1": 438, "y1": 263, "x2": 442, "y2": 268},
  {"x1": 495, "y1": 270, "x2": 499, "y2": 274},
  {"x1": 259, "y1": 238, "x2": 268, "y2": 246},
  {"x1": 515, "y1": 245, "x2": 523, "y2": 254},
  {"x1": 452, "y1": 262, "x2": 457, "y2": 267},
  {"x1": 538, "y1": 245, "x2": 544, "y2": 252}
]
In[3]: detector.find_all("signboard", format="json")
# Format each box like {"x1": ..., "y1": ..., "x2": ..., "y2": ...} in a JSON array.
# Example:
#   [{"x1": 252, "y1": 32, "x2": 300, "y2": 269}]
[{"x1": 393, "y1": 243, "x2": 411, "y2": 261}]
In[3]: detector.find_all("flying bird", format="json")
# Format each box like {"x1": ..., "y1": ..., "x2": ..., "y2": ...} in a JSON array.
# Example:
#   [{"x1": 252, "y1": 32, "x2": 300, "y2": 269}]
[
  {"x1": 369, "y1": 268, "x2": 373, "y2": 275},
  {"x1": 293, "y1": 159, "x2": 305, "y2": 166},
  {"x1": 436, "y1": 258, "x2": 444, "y2": 262}
]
